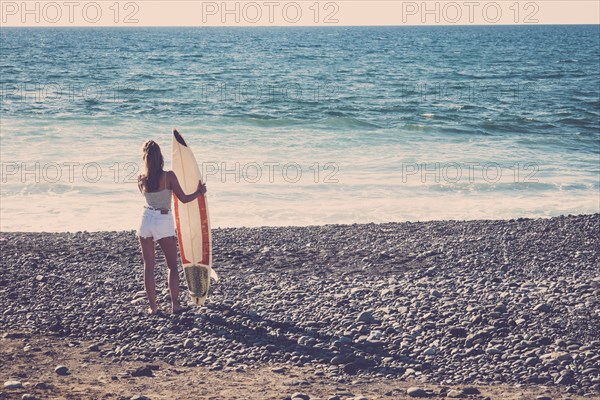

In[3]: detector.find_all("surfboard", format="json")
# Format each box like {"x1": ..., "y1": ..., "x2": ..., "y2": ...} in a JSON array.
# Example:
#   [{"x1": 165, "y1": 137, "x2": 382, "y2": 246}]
[{"x1": 171, "y1": 128, "x2": 218, "y2": 306}]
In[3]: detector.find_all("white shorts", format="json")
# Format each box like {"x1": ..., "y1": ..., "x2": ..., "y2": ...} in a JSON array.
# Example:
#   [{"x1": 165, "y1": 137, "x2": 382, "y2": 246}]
[{"x1": 137, "y1": 207, "x2": 176, "y2": 240}]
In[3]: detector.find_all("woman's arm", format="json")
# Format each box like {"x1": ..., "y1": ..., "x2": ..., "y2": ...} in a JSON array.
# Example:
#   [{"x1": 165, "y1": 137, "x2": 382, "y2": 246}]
[
  {"x1": 167, "y1": 171, "x2": 206, "y2": 204},
  {"x1": 137, "y1": 174, "x2": 144, "y2": 194}
]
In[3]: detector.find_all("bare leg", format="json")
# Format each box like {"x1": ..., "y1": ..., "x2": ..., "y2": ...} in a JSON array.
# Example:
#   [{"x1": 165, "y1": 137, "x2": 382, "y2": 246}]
[
  {"x1": 158, "y1": 235, "x2": 184, "y2": 313},
  {"x1": 139, "y1": 236, "x2": 158, "y2": 315}
]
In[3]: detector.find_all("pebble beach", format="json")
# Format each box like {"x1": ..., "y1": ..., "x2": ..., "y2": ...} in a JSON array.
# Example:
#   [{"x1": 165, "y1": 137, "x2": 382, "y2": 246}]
[{"x1": 1, "y1": 214, "x2": 599, "y2": 399}]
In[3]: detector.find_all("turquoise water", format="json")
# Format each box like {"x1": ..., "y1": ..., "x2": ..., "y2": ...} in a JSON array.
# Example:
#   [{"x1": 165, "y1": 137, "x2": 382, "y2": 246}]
[{"x1": 1, "y1": 26, "x2": 599, "y2": 231}]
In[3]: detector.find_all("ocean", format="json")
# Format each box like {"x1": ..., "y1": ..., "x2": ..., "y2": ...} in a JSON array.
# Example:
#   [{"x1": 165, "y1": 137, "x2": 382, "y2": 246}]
[{"x1": 1, "y1": 25, "x2": 598, "y2": 232}]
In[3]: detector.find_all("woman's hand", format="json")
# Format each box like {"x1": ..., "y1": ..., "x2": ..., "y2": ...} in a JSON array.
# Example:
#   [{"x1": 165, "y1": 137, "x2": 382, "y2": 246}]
[
  {"x1": 171, "y1": 172, "x2": 207, "y2": 204},
  {"x1": 196, "y1": 180, "x2": 207, "y2": 196}
]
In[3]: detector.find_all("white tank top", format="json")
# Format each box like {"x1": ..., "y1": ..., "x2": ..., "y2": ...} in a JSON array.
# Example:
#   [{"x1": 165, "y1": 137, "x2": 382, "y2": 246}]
[{"x1": 142, "y1": 172, "x2": 172, "y2": 210}]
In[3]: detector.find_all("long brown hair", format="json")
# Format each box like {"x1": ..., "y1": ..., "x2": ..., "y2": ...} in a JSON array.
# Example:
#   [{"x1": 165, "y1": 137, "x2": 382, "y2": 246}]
[{"x1": 141, "y1": 140, "x2": 164, "y2": 192}]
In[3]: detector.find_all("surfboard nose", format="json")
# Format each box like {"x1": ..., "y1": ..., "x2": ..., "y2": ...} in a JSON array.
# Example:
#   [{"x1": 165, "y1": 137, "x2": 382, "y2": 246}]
[{"x1": 173, "y1": 128, "x2": 187, "y2": 146}]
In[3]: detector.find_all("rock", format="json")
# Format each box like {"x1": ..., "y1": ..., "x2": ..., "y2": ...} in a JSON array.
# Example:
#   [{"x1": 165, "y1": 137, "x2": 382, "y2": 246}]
[
  {"x1": 582, "y1": 367, "x2": 599, "y2": 375},
  {"x1": 486, "y1": 347, "x2": 503, "y2": 355},
  {"x1": 407, "y1": 387, "x2": 429, "y2": 397},
  {"x1": 462, "y1": 387, "x2": 480, "y2": 395},
  {"x1": 22, "y1": 395, "x2": 37, "y2": 400},
  {"x1": 542, "y1": 352, "x2": 573, "y2": 362},
  {"x1": 54, "y1": 365, "x2": 70, "y2": 375},
  {"x1": 130, "y1": 396, "x2": 150, "y2": 400},
  {"x1": 4, "y1": 380, "x2": 23, "y2": 389},
  {"x1": 183, "y1": 339, "x2": 194, "y2": 349},
  {"x1": 465, "y1": 348, "x2": 483, "y2": 357},
  {"x1": 565, "y1": 385, "x2": 577, "y2": 394},
  {"x1": 356, "y1": 311, "x2": 374, "y2": 324},
  {"x1": 330, "y1": 354, "x2": 347, "y2": 365},
  {"x1": 556, "y1": 353, "x2": 573, "y2": 362},
  {"x1": 555, "y1": 375, "x2": 575, "y2": 385},
  {"x1": 3, "y1": 332, "x2": 23, "y2": 339},
  {"x1": 446, "y1": 390, "x2": 464, "y2": 398},
  {"x1": 131, "y1": 366, "x2": 154, "y2": 377},
  {"x1": 291, "y1": 393, "x2": 310, "y2": 400},
  {"x1": 338, "y1": 336, "x2": 352, "y2": 344},
  {"x1": 535, "y1": 396, "x2": 552, "y2": 400},
  {"x1": 423, "y1": 347, "x2": 437, "y2": 356},
  {"x1": 343, "y1": 362, "x2": 360, "y2": 375},
  {"x1": 271, "y1": 367, "x2": 287, "y2": 374},
  {"x1": 533, "y1": 303, "x2": 552, "y2": 313},
  {"x1": 494, "y1": 303, "x2": 507, "y2": 313},
  {"x1": 525, "y1": 357, "x2": 541, "y2": 366},
  {"x1": 448, "y1": 326, "x2": 467, "y2": 337}
]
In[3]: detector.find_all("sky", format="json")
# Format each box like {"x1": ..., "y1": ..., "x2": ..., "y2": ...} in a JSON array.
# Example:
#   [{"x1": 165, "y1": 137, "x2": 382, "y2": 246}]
[{"x1": 1, "y1": 1, "x2": 599, "y2": 27}]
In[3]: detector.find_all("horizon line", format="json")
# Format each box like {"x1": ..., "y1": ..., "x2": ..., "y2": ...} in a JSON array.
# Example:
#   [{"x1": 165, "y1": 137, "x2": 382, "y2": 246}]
[{"x1": 2, "y1": 23, "x2": 599, "y2": 28}]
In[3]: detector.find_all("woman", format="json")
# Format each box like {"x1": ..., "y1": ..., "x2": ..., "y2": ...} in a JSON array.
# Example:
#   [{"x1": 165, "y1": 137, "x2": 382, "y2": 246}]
[{"x1": 137, "y1": 140, "x2": 206, "y2": 315}]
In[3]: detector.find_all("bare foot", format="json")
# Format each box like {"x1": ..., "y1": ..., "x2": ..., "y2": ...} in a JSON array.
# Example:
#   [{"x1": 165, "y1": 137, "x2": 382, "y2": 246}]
[
  {"x1": 172, "y1": 304, "x2": 189, "y2": 314},
  {"x1": 148, "y1": 307, "x2": 158, "y2": 315}
]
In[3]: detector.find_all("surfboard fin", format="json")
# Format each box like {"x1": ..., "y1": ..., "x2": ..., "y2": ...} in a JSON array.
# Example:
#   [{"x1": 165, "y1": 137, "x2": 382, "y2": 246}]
[{"x1": 209, "y1": 268, "x2": 219, "y2": 283}]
